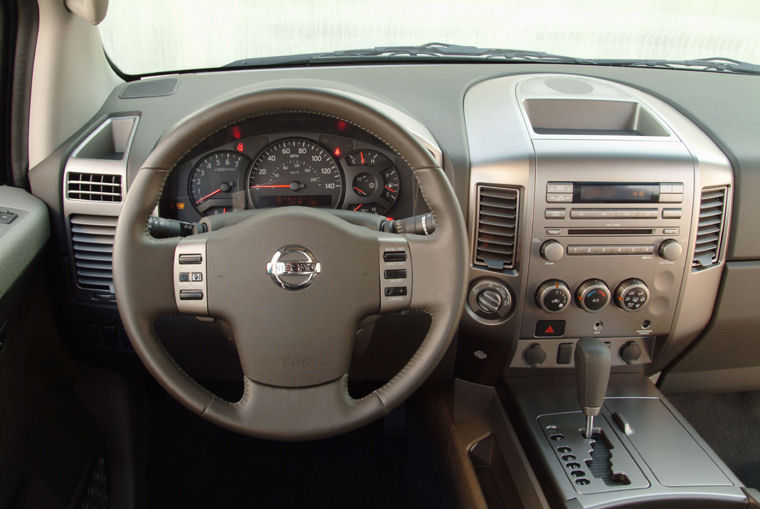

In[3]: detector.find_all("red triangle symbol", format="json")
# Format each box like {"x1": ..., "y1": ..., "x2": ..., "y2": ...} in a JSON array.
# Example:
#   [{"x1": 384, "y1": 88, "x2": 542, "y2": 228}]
[{"x1": 545, "y1": 325, "x2": 555, "y2": 333}]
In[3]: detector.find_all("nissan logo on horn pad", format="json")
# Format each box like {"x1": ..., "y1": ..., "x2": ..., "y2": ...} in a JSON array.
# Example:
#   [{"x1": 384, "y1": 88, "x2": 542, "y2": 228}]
[{"x1": 266, "y1": 246, "x2": 321, "y2": 290}]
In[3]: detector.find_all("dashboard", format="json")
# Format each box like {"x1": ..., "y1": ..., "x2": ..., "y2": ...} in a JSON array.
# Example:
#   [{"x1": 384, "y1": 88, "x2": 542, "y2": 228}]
[
  {"x1": 160, "y1": 113, "x2": 419, "y2": 222},
  {"x1": 25, "y1": 62, "x2": 760, "y2": 393}
]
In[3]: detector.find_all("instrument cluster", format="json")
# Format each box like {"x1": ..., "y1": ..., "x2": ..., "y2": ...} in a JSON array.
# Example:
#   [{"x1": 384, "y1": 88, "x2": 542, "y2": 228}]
[{"x1": 162, "y1": 113, "x2": 412, "y2": 222}]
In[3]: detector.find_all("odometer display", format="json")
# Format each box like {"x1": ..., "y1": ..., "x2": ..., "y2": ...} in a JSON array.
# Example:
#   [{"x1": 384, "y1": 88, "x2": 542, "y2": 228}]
[{"x1": 248, "y1": 138, "x2": 344, "y2": 209}]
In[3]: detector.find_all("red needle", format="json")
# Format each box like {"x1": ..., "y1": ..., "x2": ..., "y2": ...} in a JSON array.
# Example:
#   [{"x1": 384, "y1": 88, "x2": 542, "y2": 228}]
[
  {"x1": 250, "y1": 184, "x2": 292, "y2": 189},
  {"x1": 353, "y1": 186, "x2": 367, "y2": 196},
  {"x1": 195, "y1": 188, "x2": 222, "y2": 204},
  {"x1": 384, "y1": 185, "x2": 397, "y2": 193},
  {"x1": 354, "y1": 204, "x2": 363, "y2": 211},
  {"x1": 360, "y1": 151, "x2": 365, "y2": 165}
]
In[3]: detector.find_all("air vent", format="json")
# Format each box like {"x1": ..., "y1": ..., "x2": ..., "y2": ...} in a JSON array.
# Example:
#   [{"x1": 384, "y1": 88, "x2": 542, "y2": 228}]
[
  {"x1": 67, "y1": 172, "x2": 122, "y2": 202},
  {"x1": 474, "y1": 185, "x2": 519, "y2": 271},
  {"x1": 692, "y1": 187, "x2": 727, "y2": 271},
  {"x1": 70, "y1": 215, "x2": 117, "y2": 292}
]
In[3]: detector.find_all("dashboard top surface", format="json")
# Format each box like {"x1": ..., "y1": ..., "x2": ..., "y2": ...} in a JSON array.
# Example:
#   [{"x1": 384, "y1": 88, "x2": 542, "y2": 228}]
[{"x1": 85, "y1": 63, "x2": 759, "y2": 260}]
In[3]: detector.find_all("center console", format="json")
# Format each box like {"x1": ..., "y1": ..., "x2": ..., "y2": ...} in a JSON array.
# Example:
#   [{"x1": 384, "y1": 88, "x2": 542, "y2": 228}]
[{"x1": 453, "y1": 74, "x2": 747, "y2": 507}]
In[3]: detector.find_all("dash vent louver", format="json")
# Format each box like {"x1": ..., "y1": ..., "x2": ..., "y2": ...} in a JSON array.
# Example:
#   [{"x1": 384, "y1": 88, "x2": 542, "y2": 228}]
[
  {"x1": 474, "y1": 185, "x2": 519, "y2": 271},
  {"x1": 692, "y1": 186, "x2": 727, "y2": 271},
  {"x1": 67, "y1": 172, "x2": 122, "y2": 202},
  {"x1": 70, "y1": 215, "x2": 118, "y2": 292}
]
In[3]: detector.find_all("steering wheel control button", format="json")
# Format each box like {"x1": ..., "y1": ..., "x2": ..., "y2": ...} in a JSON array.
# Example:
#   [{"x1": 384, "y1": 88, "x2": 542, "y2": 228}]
[
  {"x1": 468, "y1": 280, "x2": 513, "y2": 320},
  {"x1": 266, "y1": 246, "x2": 321, "y2": 290},
  {"x1": 536, "y1": 280, "x2": 571, "y2": 313},
  {"x1": 379, "y1": 240, "x2": 412, "y2": 312},
  {"x1": 383, "y1": 250, "x2": 407, "y2": 262},
  {"x1": 615, "y1": 279, "x2": 650, "y2": 312},
  {"x1": 179, "y1": 289, "x2": 204, "y2": 300},
  {"x1": 535, "y1": 320, "x2": 565, "y2": 337},
  {"x1": 174, "y1": 239, "x2": 208, "y2": 315},
  {"x1": 384, "y1": 286, "x2": 408, "y2": 297},
  {"x1": 178, "y1": 253, "x2": 202, "y2": 264},
  {"x1": 384, "y1": 269, "x2": 407, "y2": 280},
  {"x1": 0, "y1": 210, "x2": 17, "y2": 224},
  {"x1": 576, "y1": 279, "x2": 611, "y2": 312}
]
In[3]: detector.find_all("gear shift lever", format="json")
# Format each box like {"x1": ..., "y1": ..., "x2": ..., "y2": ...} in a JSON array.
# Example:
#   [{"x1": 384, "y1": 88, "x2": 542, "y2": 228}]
[{"x1": 574, "y1": 338, "x2": 611, "y2": 438}]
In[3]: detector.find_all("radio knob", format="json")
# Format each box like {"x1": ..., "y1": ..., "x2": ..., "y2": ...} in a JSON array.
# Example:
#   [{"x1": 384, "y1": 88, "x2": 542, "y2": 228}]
[
  {"x1": 536, "y1": 280, "x2": 571, "y2": 313},
  {"x1": 615, "y1": 279, "x2": 650, "y2": 312},
  {"x1": 540, "y1": 240, "x2": 565, "y2": 262},
  {"x1": 576, "y1": 279, "x2": 611, "y2": 312},
  {"x1": 659, "y1": 239, "x2": 683, "y2": 261}
]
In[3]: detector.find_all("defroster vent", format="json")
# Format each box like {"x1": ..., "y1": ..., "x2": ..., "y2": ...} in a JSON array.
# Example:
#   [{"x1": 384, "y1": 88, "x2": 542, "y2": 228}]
[
  {"x1": 70, "y1": 215, "x2": 117, "y2": 293},
  {"x1": 474, "y1": 185, "x2": 519, "y2": 271},
  {"x1": 692, "y1": 187, "x2": 727, "y2": 271},
  {"x1": 67, "y1": 172, "x2": 122, "y2": 202}
]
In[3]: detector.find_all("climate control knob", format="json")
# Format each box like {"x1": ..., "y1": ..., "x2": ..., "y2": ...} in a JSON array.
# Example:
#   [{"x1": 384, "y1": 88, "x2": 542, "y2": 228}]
[
  {"x1": 536, "y1": 280, "x2": 571, "y2": 313},
  {"x1": 615, "y1": 279, "x2": 650, "y2": 312},
  {"x1": 576, "y1": 279, "x2": 611, "y2": 312},
  {"x1": 540, "y1": 240, "x2": 565, "y2": 262}
]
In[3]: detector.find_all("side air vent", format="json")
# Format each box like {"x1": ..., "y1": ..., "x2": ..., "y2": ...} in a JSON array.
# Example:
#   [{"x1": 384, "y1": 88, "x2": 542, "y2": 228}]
[
  {"x1": 692, "y1": 187, "x2": 727, "y2": 271},
  {"x1": 67, "y1": 172, "x2": 122, "y2": 202},
  {"x1": 474, "y1": 185, "x2": 519, "y2": 271},
  {"x1": 70, "y1": 215, "x2": 117, "y2": 292}
]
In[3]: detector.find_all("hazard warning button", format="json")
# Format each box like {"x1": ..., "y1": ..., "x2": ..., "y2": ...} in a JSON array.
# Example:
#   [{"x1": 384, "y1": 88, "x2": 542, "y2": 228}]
[{"x1": 535, "y1": 320, "x2": 565, "y2": 337}]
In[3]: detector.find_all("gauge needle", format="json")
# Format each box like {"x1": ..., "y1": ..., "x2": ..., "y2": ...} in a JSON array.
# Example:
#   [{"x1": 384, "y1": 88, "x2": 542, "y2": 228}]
[
  {"x1": 251, "y1": 182, "x2": 305, "y2": 190},
  {"x1": 353, "y1": 186, "x2": 367, "y2": 196},
  {"x1": 195, "y1": 188, "x2": 222, "y2": 204},
  {"x1": 354, "y1": 204, "x2": 363, "y2": 211},
  {"x1": 384, "y1": 185, "x2": 397, "y2": 193}
]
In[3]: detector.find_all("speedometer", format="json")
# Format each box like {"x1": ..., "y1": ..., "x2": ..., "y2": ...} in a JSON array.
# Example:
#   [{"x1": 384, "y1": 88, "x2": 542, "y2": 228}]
[{"x1": 247, "y1": 138, "x2": 344, "y2": 208}]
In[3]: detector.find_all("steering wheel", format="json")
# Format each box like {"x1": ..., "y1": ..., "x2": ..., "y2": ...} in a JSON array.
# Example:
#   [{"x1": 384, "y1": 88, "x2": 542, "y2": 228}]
[{"x1": 113, "y1": 88, "x2": 468, "y2": 440}]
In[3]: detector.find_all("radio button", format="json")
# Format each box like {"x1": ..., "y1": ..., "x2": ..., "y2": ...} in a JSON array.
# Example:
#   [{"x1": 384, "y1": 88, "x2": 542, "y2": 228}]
[
  {"x1": 660, "y1": 194, "x2": 683, "y2": 203},
  {"x1": 570, "y1": 209, "x2": 592, "y2": 218},
  {"x1": 567, "y1": 246, "x2": 582, "y2": 255},
  {"x1": 545, "y1": 228, "x2": 562, "y2": 236},
  {"x1": 547, "y1": 182, "x2": 574, "y2": 193},
  {"x1": 637, "y1": 209, "x2": 659, "y2": 218},
  {"x1": 672, "y1": 183, "x2": 684, "y2": 193},
  {"x1": 663, "y1": 228, "x2": 679, "y2": 235},
  {"x1": 599, "y1": 246, "x2": 614, "y2": 255},
  {"x1": 660, "y1": 183, "x2": 673, "y2": 194},
  {"x1": 540, "y1": 240, "x2": 565, "y2": 262},
  {"x1": 545, "y1": 209, "x2": 567, "y2": 219},
  {"x1": 634, "y1": 245, "x2": 654, "y2": 255},
  {"x1": 619, "y1": 209, "x2": 638, "y2": 219},
  {"x1": 662, "y1": 208, "x2": 682, "y2": 219},
  {"x1": 547, "y1": 193, "x2": 573, "y2": 203}
]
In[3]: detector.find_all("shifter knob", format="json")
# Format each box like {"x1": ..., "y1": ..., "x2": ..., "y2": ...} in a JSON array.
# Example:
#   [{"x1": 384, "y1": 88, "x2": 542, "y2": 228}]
[{"x1": 574, "y1": 338, "x2": 611, "y2": 438}]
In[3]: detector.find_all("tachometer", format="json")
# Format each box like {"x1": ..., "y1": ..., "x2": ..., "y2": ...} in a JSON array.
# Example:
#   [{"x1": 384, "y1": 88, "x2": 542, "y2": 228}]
[
  {"x1": 248, "y1": 138, "x2": 344, "y2": 208},
  {"x1": 189, "y1": 150, "x2": 249, "y2": 216}
]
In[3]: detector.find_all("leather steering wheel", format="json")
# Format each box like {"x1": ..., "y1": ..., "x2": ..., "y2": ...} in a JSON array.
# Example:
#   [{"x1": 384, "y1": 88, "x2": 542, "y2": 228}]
[{"x1": 113, "y1": 88, "x2": 468, "y2": 440}]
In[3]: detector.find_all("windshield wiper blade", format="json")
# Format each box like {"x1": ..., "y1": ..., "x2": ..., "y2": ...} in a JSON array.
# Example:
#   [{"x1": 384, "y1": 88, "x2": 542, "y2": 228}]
[
  {"x1": 224, "y1": 42, "x2": 593, "y2": 67},
  {"x1": 593, "y1": 56, "x2": 760, "y2": 75}
]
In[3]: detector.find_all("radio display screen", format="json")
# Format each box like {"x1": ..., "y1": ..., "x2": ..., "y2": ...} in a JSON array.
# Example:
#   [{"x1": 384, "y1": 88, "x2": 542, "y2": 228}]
[{"x1": 576, "y1": 183, "x2": 660, "y2": 203}]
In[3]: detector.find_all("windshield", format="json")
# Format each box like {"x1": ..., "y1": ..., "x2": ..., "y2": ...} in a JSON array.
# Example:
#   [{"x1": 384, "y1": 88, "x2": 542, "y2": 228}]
[{"x1": 99, "y1": 0, "x2": 760, "y2": 75}]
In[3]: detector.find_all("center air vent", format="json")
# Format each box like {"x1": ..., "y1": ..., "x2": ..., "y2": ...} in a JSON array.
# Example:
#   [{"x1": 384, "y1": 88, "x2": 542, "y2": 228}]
[
  {"x1": 70, "y1": 215, "x2": 118, "y2": 293},
  {"x1": 692, "y1": 187, "x2": 727, "y2": 271},
  {"x1": 67, "y1": 172, "x2": 122, "y2": 202},
  {"x1": 474, "y1": 185, "x2": 519, "y2": 271}
]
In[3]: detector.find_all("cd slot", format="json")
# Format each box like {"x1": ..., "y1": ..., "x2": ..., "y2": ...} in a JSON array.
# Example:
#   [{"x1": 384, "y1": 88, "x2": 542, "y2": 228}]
[{"x1": 568, "y1": 228, "x2": 655, "y2": 236}]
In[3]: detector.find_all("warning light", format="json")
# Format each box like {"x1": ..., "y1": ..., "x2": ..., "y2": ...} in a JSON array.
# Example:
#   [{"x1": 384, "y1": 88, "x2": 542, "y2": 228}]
[
  {"x1": 176, "y1": 202, "x2": 185, "y2": 210},
  {"x1": 231, "y1": 125, "x2": 241, "y2": 139},
  {"x1": 544, "y1": 325, "x2": 555, "y2": 334},
  {"x1": 236, "y1": 142, "x2": 245, "y2": 153},
  {"x1": 334, "y1": 147, "x2": 341, "y2": 157},
  {"x1": 337, "y1": 120, "x2": 347, "y2": 131}
]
